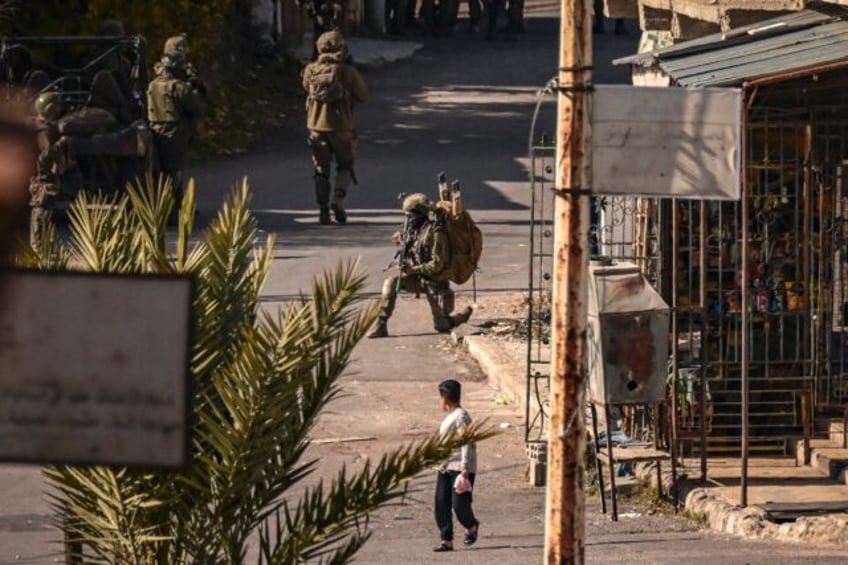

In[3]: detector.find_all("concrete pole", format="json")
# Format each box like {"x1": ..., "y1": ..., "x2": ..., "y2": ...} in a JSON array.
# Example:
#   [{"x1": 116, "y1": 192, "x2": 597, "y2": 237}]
[{"x1": 544, "y1": 0, "x2": 592, "y2": 563}]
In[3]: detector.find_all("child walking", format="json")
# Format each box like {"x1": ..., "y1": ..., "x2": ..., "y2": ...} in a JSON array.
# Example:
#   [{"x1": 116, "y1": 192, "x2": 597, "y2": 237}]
[{"x1": 433, "y1": 379, "x2": 480, "y2": 552}]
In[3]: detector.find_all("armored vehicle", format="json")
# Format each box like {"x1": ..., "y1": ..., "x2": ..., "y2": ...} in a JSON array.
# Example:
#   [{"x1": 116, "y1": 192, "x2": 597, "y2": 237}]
[{"x1": 0, "y1": 34, "x2": 153, "y2": 206}]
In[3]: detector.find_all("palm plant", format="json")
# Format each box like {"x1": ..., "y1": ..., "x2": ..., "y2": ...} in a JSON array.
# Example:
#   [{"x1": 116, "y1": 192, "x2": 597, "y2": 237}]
[{"x1": 22, "y1": 177, "x2": 493, "y2": 564}]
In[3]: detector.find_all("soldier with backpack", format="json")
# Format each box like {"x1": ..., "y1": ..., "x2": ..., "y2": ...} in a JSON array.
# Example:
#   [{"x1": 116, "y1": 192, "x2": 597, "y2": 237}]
[
  {"x1": 147, "y1": 34, "x2": 207, "y2": 201},
  {"x1": 367, "y1": 176, "x2": 482, "y2": 338},
  {"x1": 302, "y1": 31, "x2": 368, "y2": 225}
]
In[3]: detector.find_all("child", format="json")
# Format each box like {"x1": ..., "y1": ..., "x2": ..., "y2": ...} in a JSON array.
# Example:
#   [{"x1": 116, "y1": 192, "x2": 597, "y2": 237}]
[{"x1": 433, "y1": 379, "x2": 480, "y2": 552}]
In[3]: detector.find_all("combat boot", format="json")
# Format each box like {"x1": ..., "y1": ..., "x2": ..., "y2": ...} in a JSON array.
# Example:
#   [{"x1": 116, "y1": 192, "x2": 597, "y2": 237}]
[
  {"x1": 366, "y1": 318, "x2": 389, "y2": 338},
  {"x1": 450, "y1": 306, "x2": 474, "y2": 328},
  {"x1": 331, "y1": 184, "x2": 349, "y2": 224},
  {"x1": 331, "y1": 201, "x2": 347, "y2": 224},
  {"x1": 319, "y1": 205, "x2": 332, "y2": 225}
]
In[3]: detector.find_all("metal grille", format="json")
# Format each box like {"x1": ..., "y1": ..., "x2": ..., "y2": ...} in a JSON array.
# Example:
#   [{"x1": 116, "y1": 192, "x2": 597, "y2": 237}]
[
  {"x1": 524, "y1": 146, "x2": 662, "y2": 447},
  {"x1": 670, "y1": 73, "x2": 848, "y2": 458},
  {"x1": 525, "y1": 139, "x2": 554, "y2": 446}
]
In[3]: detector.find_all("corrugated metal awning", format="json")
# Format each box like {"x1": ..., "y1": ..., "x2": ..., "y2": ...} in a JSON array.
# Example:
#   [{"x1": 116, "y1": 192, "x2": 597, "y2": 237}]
[{"x1": 613, "y1": 8, "x2": 848, "y2": 87}]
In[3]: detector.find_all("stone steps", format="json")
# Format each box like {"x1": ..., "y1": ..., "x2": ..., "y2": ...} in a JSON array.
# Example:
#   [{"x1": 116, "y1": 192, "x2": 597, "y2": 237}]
[
  {"x1": 796, "y1": 420, "x2": 848, "y2": 485},
  {"x1": 830, "y1": 420, "x2": 846, "y2": 447}
]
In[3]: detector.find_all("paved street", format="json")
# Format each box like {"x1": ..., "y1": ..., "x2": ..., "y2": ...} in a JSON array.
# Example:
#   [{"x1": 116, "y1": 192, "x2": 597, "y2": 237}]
[{"x1": 2, "y1": 8, "x2": 848, "y2": 564}]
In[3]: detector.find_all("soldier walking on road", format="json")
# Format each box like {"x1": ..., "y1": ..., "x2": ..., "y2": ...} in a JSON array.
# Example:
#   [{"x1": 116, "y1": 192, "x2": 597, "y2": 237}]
[
  {"x1": 147, "y1": 34, "x2": 207, "y2": 201},
  {"x1": 366, "y1": 193, "x2": 472, "y2": 338},
  {"x1": 302, "y1": 31, "x2": 368, "y2": 225}
]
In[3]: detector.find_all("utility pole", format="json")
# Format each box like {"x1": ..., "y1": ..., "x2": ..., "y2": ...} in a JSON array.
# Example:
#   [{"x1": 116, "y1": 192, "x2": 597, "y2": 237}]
[{"x1": 544, "y1": 0, "x2": 592, "y2": 563}]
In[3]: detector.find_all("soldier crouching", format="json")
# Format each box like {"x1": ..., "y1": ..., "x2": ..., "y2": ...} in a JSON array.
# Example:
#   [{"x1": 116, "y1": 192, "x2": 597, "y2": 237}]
[{"x1": 367, "y1": 193, "x2": 472, "y2": 338}]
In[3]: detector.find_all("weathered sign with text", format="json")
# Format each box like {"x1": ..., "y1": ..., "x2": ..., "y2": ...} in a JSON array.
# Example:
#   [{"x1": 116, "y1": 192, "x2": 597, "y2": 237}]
[{"x1": 0, "y1": 269, "x2": 192, "y2": 468}]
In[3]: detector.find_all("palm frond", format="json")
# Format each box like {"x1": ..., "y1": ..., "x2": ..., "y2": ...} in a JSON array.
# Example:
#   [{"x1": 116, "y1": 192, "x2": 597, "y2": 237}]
[
  {"x1": 43, "y1": 466, "x2": 169, "y2": 564},
  {"x1": 175, "y1": 179, "x2": 198, "y2": 271},
  {"x1": 67, "y1": 191, "x2": 139, "y2": 273},
  {"x1": 125, "y1": 174, "x2": 174, "y2": 273},
  {"x1": 187, "y1": 260, "x2": 375, "y2": 557},
  {"x1": 189, "y1": 178, "x2": 271, "y2": 382},
  {"x1": 16, "y1": 221, "x2": 69, "y2": 270}
]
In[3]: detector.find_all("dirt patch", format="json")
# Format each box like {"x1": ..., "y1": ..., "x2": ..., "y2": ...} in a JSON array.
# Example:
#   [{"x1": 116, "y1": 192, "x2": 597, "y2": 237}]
[{"x1": 472, "y1": 291, "x2": 541, "y2": 343}]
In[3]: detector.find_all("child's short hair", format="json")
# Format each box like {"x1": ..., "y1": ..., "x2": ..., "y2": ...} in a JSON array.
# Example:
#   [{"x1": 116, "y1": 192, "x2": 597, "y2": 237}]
[{"x1": 438, "y1": 379, "x2": 461, "y2": 404}]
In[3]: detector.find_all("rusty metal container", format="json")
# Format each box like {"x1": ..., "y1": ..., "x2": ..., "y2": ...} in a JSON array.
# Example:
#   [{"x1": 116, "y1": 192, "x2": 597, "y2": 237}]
[{"x1": 587, "y1": 260, "x2": 669, "y2": 404}]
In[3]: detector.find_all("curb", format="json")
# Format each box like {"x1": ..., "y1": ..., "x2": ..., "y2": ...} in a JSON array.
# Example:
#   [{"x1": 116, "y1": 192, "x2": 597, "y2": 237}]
[
  {"x1": 463, "y1": 335, "x2": 526, "y2": 411},
  {"x1": 683, "y1": 486, "x2": 848, "y2": 547},
  {"x1": 634, "y1": 458, "x2": 848, "y2": 547}
]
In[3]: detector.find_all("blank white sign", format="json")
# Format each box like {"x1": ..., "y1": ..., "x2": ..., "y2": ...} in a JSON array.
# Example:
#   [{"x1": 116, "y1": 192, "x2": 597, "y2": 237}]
[
  {"x1": 0, "y1": 269, "x2": 192, "y2": 468},
  {"x1": 592, "y1": 85, "x2": 742, "y2": 200}
]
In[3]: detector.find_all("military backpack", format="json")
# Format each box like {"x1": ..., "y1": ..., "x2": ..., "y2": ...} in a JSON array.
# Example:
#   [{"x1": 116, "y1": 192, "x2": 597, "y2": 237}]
[
  {"x1": 434, "y1": 177, "x2": 483, "y2": 286},
  {"x1": 306, "y1": 61, "x2": 345, "y2": 103}
]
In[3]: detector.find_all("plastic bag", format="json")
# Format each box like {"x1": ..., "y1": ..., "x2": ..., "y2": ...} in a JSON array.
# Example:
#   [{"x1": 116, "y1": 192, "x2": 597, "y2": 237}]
[{"x1": 454, "y1": 473, "x2": 473, "y2": 494}]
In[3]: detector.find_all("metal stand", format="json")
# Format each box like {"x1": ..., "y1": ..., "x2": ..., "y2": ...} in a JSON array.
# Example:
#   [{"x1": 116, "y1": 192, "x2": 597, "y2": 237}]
[
  {"x1": 591, "y1": 401, "x2": 673, "y2": 521},
  {"x1": 590, "y1": 403, "x2": 606, "y2": 514}
]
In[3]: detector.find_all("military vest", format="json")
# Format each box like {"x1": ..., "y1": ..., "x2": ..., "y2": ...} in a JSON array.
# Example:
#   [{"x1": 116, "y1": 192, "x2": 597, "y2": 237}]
[{"x1": 147, "y1": 76, "x2": 181, "y2": 123}]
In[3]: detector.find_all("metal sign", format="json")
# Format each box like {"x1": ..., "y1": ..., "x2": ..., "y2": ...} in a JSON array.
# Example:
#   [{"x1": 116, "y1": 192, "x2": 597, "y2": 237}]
[
  {"x1": 0, "y1": 269, "x2": 192, "y2": 468},
  {"x1": 592, "y1": 85, "x2": 742, "y2": 200},
  {"x1": 586, "y1": 261, "x2": 670, "y2": 405}
]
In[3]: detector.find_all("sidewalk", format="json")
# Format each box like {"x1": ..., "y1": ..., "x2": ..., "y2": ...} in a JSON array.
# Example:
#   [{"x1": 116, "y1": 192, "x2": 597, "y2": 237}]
[
  {"x1": 460, "y1": 292, "x2": 848, "y2": 548},
  {"x1": 294, "y1": 33, "x2": 423, "y2": 67}
]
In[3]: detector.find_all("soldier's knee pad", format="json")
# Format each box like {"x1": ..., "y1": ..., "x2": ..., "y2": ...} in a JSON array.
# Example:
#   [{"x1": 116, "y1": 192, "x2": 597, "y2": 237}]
[{"x1": 382, "y1": 275, "x2": 400, "y2": 297}]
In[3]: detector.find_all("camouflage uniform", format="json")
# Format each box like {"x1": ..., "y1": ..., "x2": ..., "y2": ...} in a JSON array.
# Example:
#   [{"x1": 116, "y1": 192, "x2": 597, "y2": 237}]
[
  {"x1": 29, "y1": 93, "x2": 65, "y2": 250},
  {"x1": 147, "y1": 35, "x2": 206, "y2": 199},
  {"x1": 302, "y1": 31, "x2": 368, "y2": 225},
  {"x1": 367, "y1": 193, "x2": 472, "y2": 338}
]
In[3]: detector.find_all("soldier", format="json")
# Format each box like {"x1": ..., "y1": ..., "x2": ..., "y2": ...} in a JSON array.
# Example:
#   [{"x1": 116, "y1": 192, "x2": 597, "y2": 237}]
[
  {"x1": 28, "y1": 92, "x2": 66, "y2": 250},
  {"x1": 147, "y1": 34, "x2": 207, "y2": 200},
  {"x1": 366, "y1": 193, "x2": 473, "y2": 338},
  {"x1": 302, "y1": 31, "x2": 367, "y2": 225}
]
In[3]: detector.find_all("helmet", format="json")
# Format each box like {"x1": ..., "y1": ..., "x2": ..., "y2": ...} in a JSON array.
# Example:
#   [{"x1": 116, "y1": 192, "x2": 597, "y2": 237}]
[
  {"x1": 98, "y1": 19, "x2": 125, "y2": 36},
  {"x1": 402, "y1": 193, "x2": 432, "y2": 216},
  {"x1": 316, "y1": 30, "x2": 346, "y2": 54},
  {"x1": 163, "y1": 34, "x2": 189, "y2": 57},
  {"x1": 34, "y1": 92, "x2": 62, "y2": 121}
]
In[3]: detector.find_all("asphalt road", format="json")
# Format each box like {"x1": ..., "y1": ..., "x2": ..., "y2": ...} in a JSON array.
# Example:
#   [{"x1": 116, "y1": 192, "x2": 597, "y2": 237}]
[{"x1": 1, "y1": 10, "x2": 847, "y2": 565}]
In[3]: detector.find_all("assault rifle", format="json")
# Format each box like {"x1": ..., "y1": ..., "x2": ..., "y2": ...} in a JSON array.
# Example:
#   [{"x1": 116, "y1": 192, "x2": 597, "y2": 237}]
[{"x1": 384, "y1": 192, "x2": 416, "y2": 293}]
